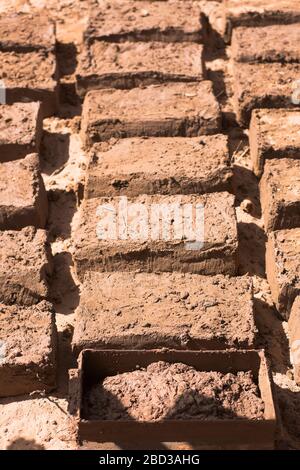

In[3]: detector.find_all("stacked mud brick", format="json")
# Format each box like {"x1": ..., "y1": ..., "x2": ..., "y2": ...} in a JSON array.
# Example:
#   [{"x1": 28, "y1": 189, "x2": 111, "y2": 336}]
[
  {"x1": 0, "y1": 14, "x2": 57, "y2": 398},
  {"x1": 73, "y1": 0, "x2": 259, "y2": 376},
  {"x1": 5, "y1": 0, "x2": 300, "y2": 446},
  {"x1": 249, "y1": 108, "x2": 300, "y2": 384},
  {"x1": 0, "y1": 14, "x2": 59, "y2": 116},
  {"x1": 226, "y1": 0, "x2": 300, "y2": 126},
  {"x1": 226, "y1": 1, "x2": 300, "y2": 384}
]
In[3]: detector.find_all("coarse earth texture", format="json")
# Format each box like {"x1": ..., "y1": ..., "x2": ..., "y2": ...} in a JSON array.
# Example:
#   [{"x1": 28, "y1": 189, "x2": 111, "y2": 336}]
[
  {"x1": 0, "y1": 13, "x2": 55, "y2": 52},
  {"x1": 231, "y1": 24, "x2": 300, "y2": 63},
  {"x1": 0, "y1": 51, "x2": 58, "y2": 117},
  {"x1": 0, "y1": 102, "x2": 43, "y2": 162},
  {"x1": 85, "y1": 0, "x2": 208, "y2": 44},
  {"x1": 260, "y1": 159, "x2": 300, "y2": 232},
  {"x1": 72, "y1": 272, "x2": 256, "y2": 354},
  {"x1": 0, "y1": 153, "x2": 48, "y2": 230},
  {"x1": 0, "y1": 0, "x2": 91, "y2": 45},
  {"x1": 232, "y1": 61, "x2": 300, "y2": 126},
  {"x1": 249, "y1": 109, "x2": 300, "y2": 177},
  {"x1": 76, "y1": 41, "x2": 205, "y2": 96},
  {"x1": 266, "y1": 229, "x2": 300, "y2": 319},
  {"x1": 81, "y1": 82, "x2": 221, "y2": 147},
  {"x1": 72, "y1": 192, "x2": 238, "y2": 279},
  {"x1": 200, "y1": 0, "x2": 225, "y2": 43},
  {"x1": 0, "y1": 0, "x2": 299, "y2": 451},
  {"x1": 83, "y1": 362, "x2": 264, "y2": 421},
  {"x1": 223, "y1": 0, "x2": 300, "y2": 38},
  {"x1": 0, "y1": 227, "x2": 53, "y2": 306},
  {"x1": 289, "y1": 297, "x2": 300, "y2": 385},
  {"x1": 84, "y1": 135, "x2": 232, "y2": 198},
  {"x1": 0, "y1": 301, "x2": 57, "y2": 398}
]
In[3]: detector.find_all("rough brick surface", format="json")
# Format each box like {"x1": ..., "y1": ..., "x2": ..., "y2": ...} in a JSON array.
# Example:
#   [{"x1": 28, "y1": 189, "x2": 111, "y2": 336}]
[
  {"x1": 0, "y1": 227, "x2": 53, "y2": 306},
  {"x1": 0, "y1": 102, "x2": 43, "y2": 163},
  {"x1": 224, "y1": 0, "x2": 300, "y2": 34},
  {"x1": 0, "y1": 153, "x2": 48, "y2": 230},
  {"x1": 81, "y1": 82, "x2": 221, "y2": 147},
  {"x1": 85, "y1": 135, "x2": 232, "y2": 198},
  {"x1": 72, "y1": 272, "x2": 256, "y2": 355},
  {"x1": 250, "y1": 109, "x2": 300, "y2": 177},
  {"x1": 288, "y1": 296, "x2": 300, "y2": 385},
  {"x1": 0, "y1": 300, "x2": 57, "y2": 398},
  {"x1": 0, "y1": 14, "x2": 55, "y2": 52},
  {"x1": 76, "y1": 41, "x2": 205, "y2": 96},
  {"x1": 266, "y1": 229, "x2": 300, "y2": 319},
  {"x1": 260, "y1": 159, "x2": 300, "y2": 232},
  {"x1": 85, "y1": 0, "x2": 207, "y2": 44},
  {"x1": 0, "y1": 51, "x2": 58, "y2": 116},
  {"x1": 201, "y1": 0, "x2": 225, "y2": 41},
  {"x1": 73, "y1": 192, "x2": 238, "y2": 280},
  {"x1": 232, "y1": 62, "x2": 300, "y2": 126},
  {"x1": 232, "y1": 24, "x2": 300, "y2": 63}
]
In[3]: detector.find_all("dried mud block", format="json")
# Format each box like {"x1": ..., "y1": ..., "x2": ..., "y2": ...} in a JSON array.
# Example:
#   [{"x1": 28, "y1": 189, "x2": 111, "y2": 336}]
[
  {"x1": 72, "y1": 272, "x2": 256, "y2": 355},
  {"x1": 81, "y1": 82, "x2": 221, "y2": 147},
  {"x1": 0, "y1": 227, "x2": 53, "y2": 306},
  {"x1": 73, "y1": 192, "x2": 238, "y2": 280},
  {"x1": 266, "y1": 229, "x2": 300, "y2": 319},
  {"x1": 201, "y1": 1, "x2": 226, "y2": 46},
  {"x1": 0, "y1": 51, "x2": 58, "y2": 117},
  {"x1": 232, "y1": 62, "x2": 300, "y2": 127},
  {"x1": 224, "y1": 0, "x2": 300, "y2": 40},
  {"x1": 0, "y1": 14, "x2": 55, "y2": 52},
  {"x1": 76, "y1": 41, "x2": 205, "y2": 97},
  {"x1": 0, "y1": 300, "x2": 57, "y2": 398},
  {"x1": 250, "y1": 109, "x2": 300, "y2": 177},
  {"x1": 0, "y1": 153, "x2": 48, "y2": 230},
  {"x1": 232, "y1": 24, "x2": 300, "y2": 63},
  {"x1": 288, "y1": 297, "x2": 300, "y2": 385},
  {"x1": 260, "y1": 159, "x2": 300, "y2": 232},
  {"x1": 0, "y1": 102, "x2": 43, "y2": 162},
  {"x1": 85, "y1": 0, "x2": 207, "y2": 44},
  {"x1": 85, "y1": 135, "x2": 232, "y2": 198}
]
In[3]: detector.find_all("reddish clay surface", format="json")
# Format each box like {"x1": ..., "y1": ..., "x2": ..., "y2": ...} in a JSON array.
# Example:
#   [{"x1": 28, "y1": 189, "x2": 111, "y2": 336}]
[
  {"x1": 232, "y1": 24, "x2": 300, "y2": 63},
  {"x1": 0, "y1": 13, "x2": 55, "y2": 52},
  {"x1": 0, "y1": 300, "x2": 57, "y2": 398},
  {"x1": 260, "y1": 159, "x2": 300, "y2": 232},
  {"x1": 85, "y1": 0, "x2": 207, "y2": 44},
  {"x1": 0, "y1": 102, "x2": 43, "y2": 162},
  {"x1": 232, "y1": 61, "x2": 300, "y2": 126},
  {"x1": 72, "y1": 272, "x2": 256, "y2": 354},
  {"x1": 0, "y1": 51, "x2": 58, "y2": 116},
  {"x1": 250, "y1": 109, "x2": 300, "y2": 177},
  {"x1": 224, "y1": 0, "x2": 300, "y2": 33},
  {"x1": 81, "y1": 82, "x2": 221, "y2": 147},
  {"x1": 0, "y1": 0, "x2": 299, "y2": 452},
  {"x1": 85, "y1": 135, "x2": 232, "y2": 198},
  {"x1": 0, "y1": 153, "x2": 48, "y2": 230},
  {"x1": 84, "y1": 362, "x2": 264, "y2": 421},
  {"x1": 73, "y1": 192, "x2": 238, "y2": 279},
  {"x1": 289, "y1": 297, "x2": 300, "y2": 385},
  {"x1": 82, "y1": 81, "x2": 221, "y2": 146},
  {"x1": 0, "y1": 227, "x2": 53, "y2": 306},
  {"x1": 77, "y1": 41, "x2": 205, "y2": 96},
  {"x1": 266, "y1": 229, "x2": 300, "y2": 319}
]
